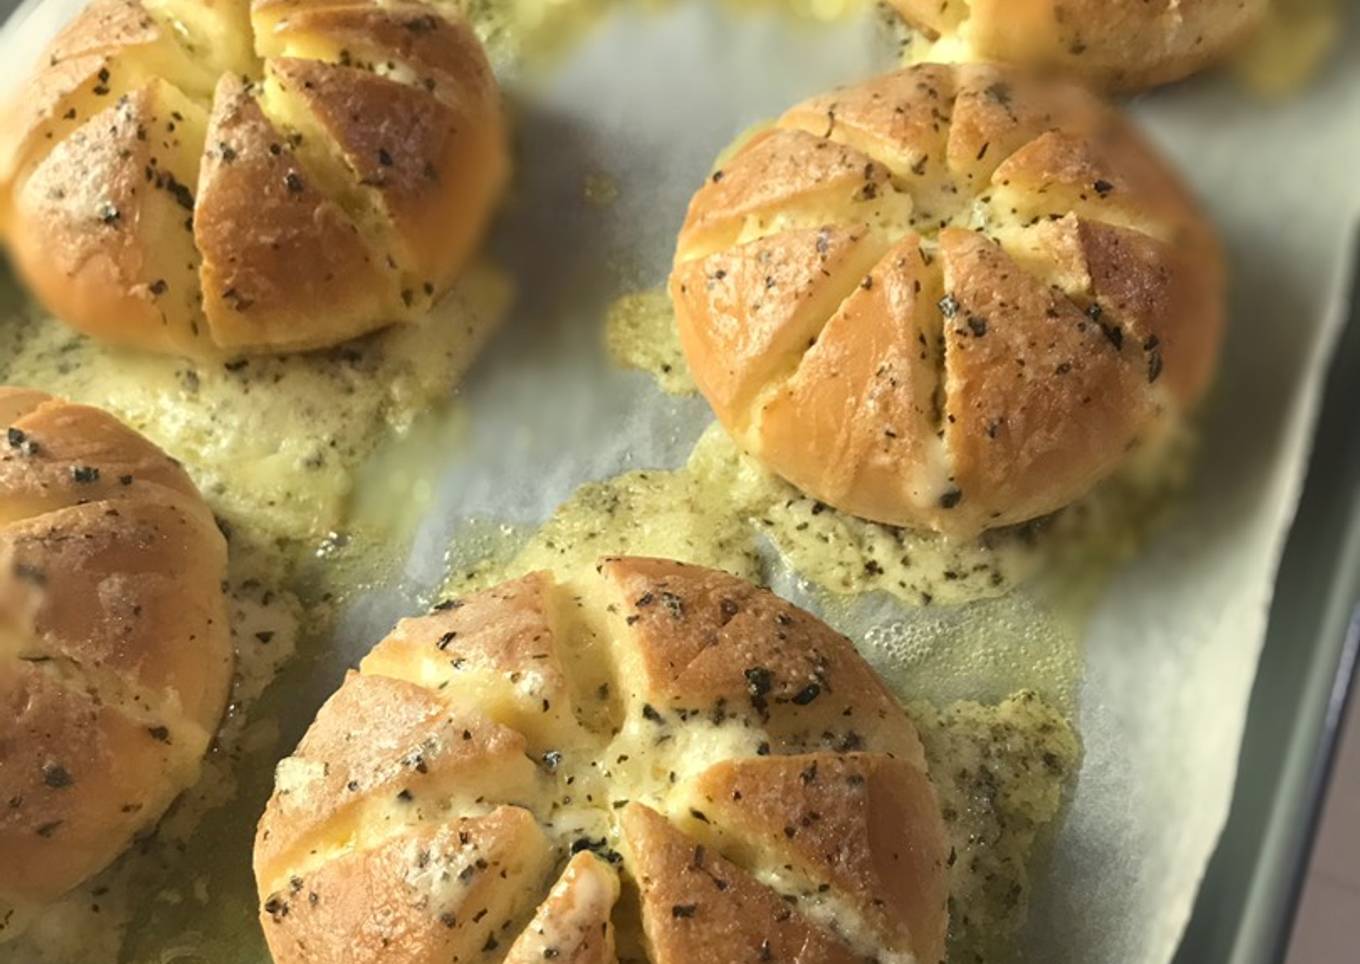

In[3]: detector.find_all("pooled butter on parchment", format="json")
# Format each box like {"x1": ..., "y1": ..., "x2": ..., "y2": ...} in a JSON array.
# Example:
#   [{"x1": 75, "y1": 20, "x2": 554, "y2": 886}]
[
  {"x1": 0, "y1": 264, "x2": 508, "y2": 573},
  {"x1": 913, "y1": 692, "x2": 1080, "y2": 962},
  {"x1": 449, "y1": 416, "x2": 1192, "y2": 609},
  {"x1": 452, "y1": 0, "x2": 873, "y2": 65},
  {"x1": 605, "y1": 289, "x2": 697, "y2": 396}
]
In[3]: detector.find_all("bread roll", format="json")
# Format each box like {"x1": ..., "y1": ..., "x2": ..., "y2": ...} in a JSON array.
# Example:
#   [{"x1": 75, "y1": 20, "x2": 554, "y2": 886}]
[
  {"x1": 254, "y1": 557, "x2": 948, "y2": 963},
  {"x1": 0, "y1": 0, "x2": 506, "y2": 357},
  {"x1": 670, "y1": 63, "x2": 1224, "y2": 537},
  {"x1": 891, "y1": 0, "x2": 1267, "y2": 90},
  {"x1": 0, "y1": 387, "x2": 233, "y2": 911}
]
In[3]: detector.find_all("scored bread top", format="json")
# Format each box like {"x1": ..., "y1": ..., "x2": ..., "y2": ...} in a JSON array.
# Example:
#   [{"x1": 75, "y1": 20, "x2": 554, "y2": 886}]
[
  {"x1": 253, "y1": 557, "x2": 949, "y2": 964},
  {"x1": 671, "y1": 63, "x2": 1224, "y2": 537},
  {"x1": 0, "y1": 386, "x2": 233, "y2": 907},
  {"x1": 0, "y1": 0, "x2": 506, "y2": 356},
  {"x1": 889, "y1": 0, "x2": 1267, "y2": 90}
]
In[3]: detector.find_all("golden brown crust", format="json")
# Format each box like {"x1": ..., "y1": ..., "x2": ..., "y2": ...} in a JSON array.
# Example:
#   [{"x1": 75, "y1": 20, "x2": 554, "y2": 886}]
[
  {"x1": 255, "y1": 559, "x2": 945, "y2": 962},
  {"x1": 890, "y1": 0, "x2": 1268, "y2": 90},
  {"x1": 0, "y1": 664, "x2": 200, "y2": 904},
  {"x1": 672, "y1": 224, "x2": 889, "y2": 428},
  {"x1": 934, "y1": 226, "x2": 1157, "y2": 531},
  {"x1": 252, "y1": 672, "x2": 539, "y2": 892},
  {"x1": 620, "y1": 803, "x2": 858, "y2": 964},
  {"x1": 0, "y1": 387, "x2": 232, "y2": 906},
  {"x1": 359, "y1": 571, "x2": 591, "y2": 748},
  {"x1": 755, "y1": 233, "x2": 946, "y2": 528},
  {"x1": 0, "y1": 0, "x2": 506, "y2": 356},
  {"x1": 260, "y1": 806, "x2": 554, "y2": 964},
  {"x1": 6, "y1": 81, "x2": 211, "y2": 355},
  {"x1": 196, "y1": 72, "x2": 399, "y2": 352},
  {"x1": 598, "y1": 556, "x2": 925, "y2": 767},
  {"x1": 672, "y1": 63, "x2": 1224, "y2": 536},
  {"x1": 678, "y1": 752, "x2": 950, "y2": 964}
]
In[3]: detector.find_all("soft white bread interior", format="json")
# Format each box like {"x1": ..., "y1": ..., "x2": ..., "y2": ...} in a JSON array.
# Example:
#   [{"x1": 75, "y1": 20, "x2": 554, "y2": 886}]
[
  {"x1": 891, "y1": 0, "x2": 1267, "y2": 90},
  {"x1": 254, "y1": 557, "x2": 949, "y2": 963},
  {"x1": 0, "y1": 0, "x2": 507, "y2": 357},
  {"x1": 0, "y1": 386, "x2": 233, "y2": 914},
  {"x1": 671, "y1": 63, "x2": 1225, "y2": 537}
]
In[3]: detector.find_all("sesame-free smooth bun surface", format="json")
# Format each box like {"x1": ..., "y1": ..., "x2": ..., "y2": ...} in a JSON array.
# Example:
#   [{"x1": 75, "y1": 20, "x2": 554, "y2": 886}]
[
  {"x1": 0, "y1": 386, "x2": 233, "y2": 915},
  {"x1": 253, "y1": 557, "x2": 949, "y2": 963},
  {"x1": 890, "y1": 0, "x2": 1268, "y2": 90},
  {"x1": 671, "y1": 62, "x2": 1224, "y2": 538},
  {"x1": 0, "y1": 0, "x2": 506, "y2": 357}
]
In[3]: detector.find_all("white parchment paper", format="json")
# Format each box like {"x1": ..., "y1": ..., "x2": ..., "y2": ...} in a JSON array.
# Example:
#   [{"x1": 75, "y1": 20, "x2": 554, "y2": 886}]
[{"x1": 2, "y1": 2, "x2": 1358, "y2": 962}]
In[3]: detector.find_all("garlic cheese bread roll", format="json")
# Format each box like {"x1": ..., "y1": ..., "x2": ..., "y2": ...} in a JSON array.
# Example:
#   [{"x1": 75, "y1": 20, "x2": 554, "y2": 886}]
[
  {"x1": 891, "y1": 0, "x2": 1266, "y2": 90},
  {"x1": 254, "y1": 557, "x2": 949, "y2": 963},
  {"x1": 671, "y1": 63, "x2": 1224, "y2": 538},
  {"x1": 0, "y1": 387, "x2": 232, "y2": 912},
  {"x1": 0, "y1": 0, "x2": 506, "y2": 356}
]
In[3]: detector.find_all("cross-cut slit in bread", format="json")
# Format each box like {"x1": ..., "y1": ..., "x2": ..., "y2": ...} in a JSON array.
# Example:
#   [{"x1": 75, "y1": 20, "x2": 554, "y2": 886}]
[
  {"x1": 1, "y1": 0, "x2": 506, "y2": 355},
  {"x1": 255, "y1": 558, "x2": 949, "y2": 963},
  {"x1": 670, "y1": 63, "x2": 1223, "y2": 535}
]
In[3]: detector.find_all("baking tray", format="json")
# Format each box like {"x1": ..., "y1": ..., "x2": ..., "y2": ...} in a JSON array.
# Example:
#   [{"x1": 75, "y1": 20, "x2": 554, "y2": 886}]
[
  {"x1": 0, "y1": 0, "x2": 1355, "y2": 959},
  {"x1": 1175, "y1": 241, "x2": 1360, "y2": 963}
]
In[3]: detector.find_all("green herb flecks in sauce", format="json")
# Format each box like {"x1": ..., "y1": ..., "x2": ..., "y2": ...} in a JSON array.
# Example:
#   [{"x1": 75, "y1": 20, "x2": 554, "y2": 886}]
[
  {"x1": 913, "y1": 692, "x2": 1080, "y2": 962},
  {"x1": 604, "y1": 289, "x2": 698, "y2": 396},
  {"x1": 449, "y1": 419, "x2": 1191, "y2": 612}
]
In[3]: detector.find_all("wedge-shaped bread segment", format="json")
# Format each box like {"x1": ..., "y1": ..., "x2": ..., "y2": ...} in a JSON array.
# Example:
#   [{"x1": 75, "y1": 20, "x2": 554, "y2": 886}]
[
  {"x1": 504, "y1": 852, "x2": 621, "y2": 964},
  {"x1": 755, "y1": 233, "x2": 952, "y2": 528},
  {"x1": 8, "y1": 81, "x2": 210, "y2": 355},
  {"x1": 944, "y1": 64, "x2": 1098, "y2": 188},
  {"x1": 254, "y1": 672, "x2": 539, "y2": 894},
  {"x1": 676, "y1": 129, "x2": 900, "y2": 261},
  {"x1": 253, "y1": 0, "x2": 496, "y2": 95},
  {"x1": 0, "y1": 666, "x2": 202, "y2": 903},
  {"x1": 671, "y1": 225, "x2": 889, "y2": 429},
  {"x1": 0, "y1": 392, "x2": 201, "y2": 523},
  {"x1": 672, "y1": 63, "x2": 1224, "y2": 536},
  {"x1": 620, "y1": 803, "x2": 859, "y2": 964},
  {"x1": 0, "y1": 499, "x2": 229, "y2": 724},
  {"x1": 673, "y1": 753, "x2": 950, "y2": 964},
  {"x1": 1020, "y1": 214, "x2": 1224, "y2": 407},
  {"x1": 361, "y1": 572, "x2": 591, "y2": 750},
  {"x1": 598, "y1": 556, "x2": 924, "y2": 767},
  {"x1": 196, "y1": 73, "x2": 401, "y2": 352},
  {"x1": 0, "y1": 0, "x2": 220, "y2": 187},
  {"x1": 264, "y1": 55, "x2": 499, "y2": 312},
  {"x1": 937, "y1": 227, "x2": 1156, "y2": 532},
  {"x1": 259, "y1": 806, "x2": 553, "y2": 964},
  {"x1": 987, "y1": 126, "x2": 1196, "y2": 242},
  {"x1": 781, "y1": 64, "x2": 965, "y2": 223}
]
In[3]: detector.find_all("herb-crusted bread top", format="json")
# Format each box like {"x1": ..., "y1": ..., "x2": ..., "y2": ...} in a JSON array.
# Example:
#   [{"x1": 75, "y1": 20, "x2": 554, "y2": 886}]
[
  {"x1": 0, "y1": 0, "x2": 507, "y2": 356},
  {"x1": 671, "y1": 63, "x2": 1225, "y2": 537},
  {"x1": 253, "y1": 556, "x2": 950, "y2": 963},
  {"x1": 891, "y1": 0, "x2": 1267, "y2": 90}
]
